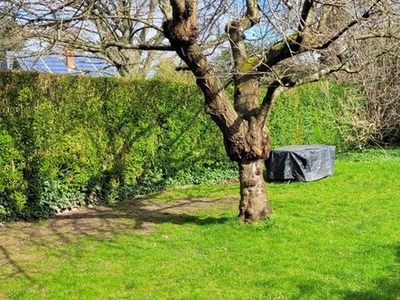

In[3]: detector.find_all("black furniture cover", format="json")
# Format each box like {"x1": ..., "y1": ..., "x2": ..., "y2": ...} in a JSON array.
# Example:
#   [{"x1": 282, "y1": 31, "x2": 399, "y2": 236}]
[{"x1": 266, "y1": 144, "x2": 335, "y2": 182}]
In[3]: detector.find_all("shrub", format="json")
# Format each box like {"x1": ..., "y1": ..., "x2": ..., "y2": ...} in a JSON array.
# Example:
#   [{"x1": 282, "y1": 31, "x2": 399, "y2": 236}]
[
  {"x1": 269, "y1": 81, "x2": 367, "y2": 151},
  {"x1": 0, "y1": 129, "x2": 26, "y2": 220},
  {"x1": 0, "y1": 70, "x2": 365, "y2": 220},
  {"x1": 0, "y1": 71, "x2": 231, "y2": 220}
]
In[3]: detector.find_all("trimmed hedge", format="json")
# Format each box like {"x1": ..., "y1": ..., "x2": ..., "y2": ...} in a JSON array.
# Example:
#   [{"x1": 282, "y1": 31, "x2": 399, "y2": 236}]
[
  {"x1": 0, "y1": 71, "x2": 233, "y2": 220},
  {"x1": 269, "y1": 81, "x2": 365, "y2": 150},
  {"x1": 0, "y1": 71, "x2": 364, "y2": 220}
]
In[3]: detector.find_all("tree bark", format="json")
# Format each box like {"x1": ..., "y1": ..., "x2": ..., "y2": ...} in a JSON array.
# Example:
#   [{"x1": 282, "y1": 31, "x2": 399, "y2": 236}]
[
  {"x1": 238, "y1": 159, "x2": 271, "y2": 222},
  {"x1": 161, "y1": 0, "x2": 273, "y2": 222}
]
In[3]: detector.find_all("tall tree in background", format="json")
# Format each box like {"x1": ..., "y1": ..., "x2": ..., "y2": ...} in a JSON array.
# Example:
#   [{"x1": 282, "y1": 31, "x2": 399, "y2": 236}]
[
  {"x1": 8, "y1": 0, "x2": 232, "y2": 77},
  {"x1": 342, "y1": 37, "x2": 400, "y2": 145},
  {"x1": 11, "y1": 0, "x2": 168, "y2": 76},
  {"x1": 155, "y1": 0, "x2": 399, "y2": 222}
]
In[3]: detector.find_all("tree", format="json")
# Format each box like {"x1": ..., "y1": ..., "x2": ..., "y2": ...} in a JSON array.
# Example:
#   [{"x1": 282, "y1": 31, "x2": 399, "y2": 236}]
[
  {"x1": 8, "y1": 0, "x2": 167, "y2": 76},
  {"x1": 9, "y1": 0, "x2": 233, "y2": 77},
  {"x1": 154, "y1": 0, "x2": 399, "y2": 222},
  {"x1": 341, "y1": 37, "x2": 400, "y2": 145}
]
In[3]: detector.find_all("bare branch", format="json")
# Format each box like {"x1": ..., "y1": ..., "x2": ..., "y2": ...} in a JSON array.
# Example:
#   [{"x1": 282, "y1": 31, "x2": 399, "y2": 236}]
[
  {"x1": 316, "y1": 0, "x2": 383, "y2": 50},
  {"x1": 158, "y1": 0, "x2": 173, "y2": 20},
  {"x1": 226, "y1": 0, "x2": 260, "y2": 72}
]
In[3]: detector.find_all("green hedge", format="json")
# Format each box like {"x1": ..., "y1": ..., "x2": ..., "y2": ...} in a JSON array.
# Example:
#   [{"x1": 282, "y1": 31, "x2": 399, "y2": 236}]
[
  {"x1": 269, "y1": 81, "x2": 365, "y2": 150},
  {"x1": 0, "y1": 71, "x2": 233, "y2": 220},
  {"x1": 0, "y1": 71, "x2": 364, "y2": 220}
]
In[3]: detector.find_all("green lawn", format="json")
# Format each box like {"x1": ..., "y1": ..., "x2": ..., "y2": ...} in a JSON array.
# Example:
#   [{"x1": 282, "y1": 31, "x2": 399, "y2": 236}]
[{"x1": 1, "y1": 148, "x2": 400, "y2": 299}]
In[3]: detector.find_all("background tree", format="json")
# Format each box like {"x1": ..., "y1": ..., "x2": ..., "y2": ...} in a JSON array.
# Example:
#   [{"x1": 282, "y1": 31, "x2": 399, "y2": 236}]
[
  {"x1": 341, "y1": 37, "x2": 400, "y2": 145},
  {"x1": 8, "y1": 0, "x2": 234, "y2": 77},
  {"x1": 155, "y1": 0, "x2": 399, "y2": 222},
  {"x1": 10, "y1": 0, "x2": 168, "y2": 76}
]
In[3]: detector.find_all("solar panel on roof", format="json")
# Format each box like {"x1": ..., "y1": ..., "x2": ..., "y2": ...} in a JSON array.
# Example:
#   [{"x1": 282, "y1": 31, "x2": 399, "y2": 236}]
[
  {"x1": 76, "y1": 59, "x2": 95, "y2": 70},
  {"x1": 52, "y1": 67, "x2": 69, "y2": 73},
  {"x1": 75, "y1": 57, "x2": 90, "y2": 64},
  {"x1": 91, "y1": 58, "x2": 107, "y2": 65},
  {"x1": 3, "y1": 51, "x2": 119, "y2": 77},
  {"x1": 74, "y1": 57, "x2": 117, "y2": 76},
  {"x1": 44, "y1": 57, "x2": 69, "y2": 73},
  {"x1": 18, "y1": 57, "x2": 34, "y2": 70},
  {"x1": 39, "y1": 58, "x2": 52, "y2": 72},
  {"x1": 45, "y1": 57, "x2": 60, "y2": 64}
]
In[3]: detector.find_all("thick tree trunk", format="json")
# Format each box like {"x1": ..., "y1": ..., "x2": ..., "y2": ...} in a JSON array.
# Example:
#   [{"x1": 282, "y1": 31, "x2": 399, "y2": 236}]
[
  {"x1": 161, "y1": 1, "x2": 273, "y2": 222},
  {"x1": 238, "y1": 159, "x2": 271, "y2": 223}
]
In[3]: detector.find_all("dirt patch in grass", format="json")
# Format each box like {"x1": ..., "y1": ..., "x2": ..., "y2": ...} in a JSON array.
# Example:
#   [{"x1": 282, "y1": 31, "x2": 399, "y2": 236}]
[{"x1": 0, "y1": 195, "x2": 238, "y2": 280}]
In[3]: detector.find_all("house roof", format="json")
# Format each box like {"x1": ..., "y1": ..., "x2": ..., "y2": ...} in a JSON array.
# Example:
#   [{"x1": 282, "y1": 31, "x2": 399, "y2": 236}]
[{"x1": 1, "y1": 51, "x2": 119, "y2": 77}]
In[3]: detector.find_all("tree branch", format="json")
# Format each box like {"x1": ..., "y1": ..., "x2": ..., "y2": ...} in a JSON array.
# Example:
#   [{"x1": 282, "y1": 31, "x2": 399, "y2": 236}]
[
  {"x1": 104, "y1": 41, "x2": 174, "y2": 51},
  {"x1": 298, "y1": 0, "x2": 314, "y2": 33},
  {"x1": 316, "y1": 0, "x2": 383, "y2": 50},
  {"x1": 226, "y1": 0, "x2": 260, "y2": 73},
  {"x1": 158, "y1": 0, "x2": 173, "y2": 21},
  {"x1": 258, "y1": 62, "x2": 348, "y2": 122}
]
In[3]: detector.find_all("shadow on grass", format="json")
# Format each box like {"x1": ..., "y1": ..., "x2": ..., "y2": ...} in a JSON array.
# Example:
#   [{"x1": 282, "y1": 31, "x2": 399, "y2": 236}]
[
  {"x1": 55, "y1": 197, "x2": 234, "y2": 228},
  {"x1": 0, "y1": 245, "x2": 37, "y2": 283},
  {"x1": 0, "y1": 196, "x2": 236, "y2": 284},
  {"x1": 2, "y1": 195, "x2": 400, "y2": 299},
  {"x1": 342, "y1": 245, "x2": 400, "y2": 300},
  {"x1": 291, "y1": 245, "x2": 400, "y2": 299},
  {"x1": 281, "y1": 245, "x2": 400, "y2": 300}
]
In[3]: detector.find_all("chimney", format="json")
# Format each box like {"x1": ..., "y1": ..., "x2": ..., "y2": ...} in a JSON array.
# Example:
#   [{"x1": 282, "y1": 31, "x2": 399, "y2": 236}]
[{"x1": 65, "y1": 49, "x2": 76, "y2": 69}]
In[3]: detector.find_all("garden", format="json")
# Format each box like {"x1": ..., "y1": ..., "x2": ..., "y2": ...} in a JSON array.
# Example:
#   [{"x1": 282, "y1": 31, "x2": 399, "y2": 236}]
[
  {"x1": 1, "y1": 71, "x2": 399, "y2": 299},
  {"x1": 2, "y1": 1, "x2": 400, "y2": 298},
  {"x1": 1, "y1": 148, "x2": 400, "y2": 299}
]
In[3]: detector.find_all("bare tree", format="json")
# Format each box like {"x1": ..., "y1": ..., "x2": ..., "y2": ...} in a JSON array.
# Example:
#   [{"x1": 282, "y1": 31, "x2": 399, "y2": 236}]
[
  {"x1": 8, "y1": 0, "x2": 168, "y2": 76},
  {"x1": 154, "y1": 0, "x2": 399, "y2": 222},
  {"x1": 342, "y1": 36, "x2": 400, "y2": 145},
  {"x1": 7, "y1": 0, "x2": 234, "y2": 77}
]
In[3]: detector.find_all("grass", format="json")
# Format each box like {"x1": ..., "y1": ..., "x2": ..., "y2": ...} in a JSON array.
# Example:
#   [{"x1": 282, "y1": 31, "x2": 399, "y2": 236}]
[{"x1": 1, "y1": 148, "x2": 400, "y2": 299}]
